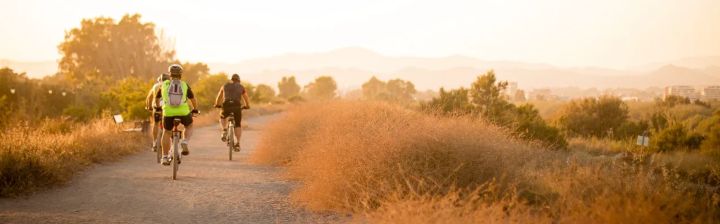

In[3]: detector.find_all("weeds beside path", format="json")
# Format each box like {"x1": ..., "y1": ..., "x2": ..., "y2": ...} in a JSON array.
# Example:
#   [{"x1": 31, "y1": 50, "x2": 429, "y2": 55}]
[{"x1": 0, "y1": 119, "x2": 147, "y2": 197}]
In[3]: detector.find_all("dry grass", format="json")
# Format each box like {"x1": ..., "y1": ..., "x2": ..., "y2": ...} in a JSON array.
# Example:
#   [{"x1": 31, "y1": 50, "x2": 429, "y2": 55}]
[
  {"x1": 0, "y1": 118, "x2": 147, "y2": 197},
  {"x1": 252, "y1": 101, "x2": 720, "y2": 223}
]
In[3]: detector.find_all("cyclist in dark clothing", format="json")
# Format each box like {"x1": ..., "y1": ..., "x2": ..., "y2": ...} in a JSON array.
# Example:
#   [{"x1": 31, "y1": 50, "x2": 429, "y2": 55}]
[{"x1": 214, "y1": 74, "x2": 250, "y2": 152}]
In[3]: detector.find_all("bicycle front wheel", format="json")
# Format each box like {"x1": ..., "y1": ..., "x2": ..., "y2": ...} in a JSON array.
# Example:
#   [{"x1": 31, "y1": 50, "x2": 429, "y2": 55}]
[{"x1": 172, "y1": 136, "x2": 179, "y2": 180}]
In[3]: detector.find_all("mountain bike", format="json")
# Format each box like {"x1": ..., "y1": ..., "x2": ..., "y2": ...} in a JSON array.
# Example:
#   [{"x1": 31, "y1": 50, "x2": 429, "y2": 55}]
[
  {"x1": 152, "y1": 108, "x2": 163, "y2": 164},
  {"x1": 169, "y1": 117, "x2": 183, "y2": 180},
  {"x1": 219, "y1": 105, "x2": 248, "y2": 161},
  {"x1": 168, "y1": 111, "x2": 199, "y2": 180}
]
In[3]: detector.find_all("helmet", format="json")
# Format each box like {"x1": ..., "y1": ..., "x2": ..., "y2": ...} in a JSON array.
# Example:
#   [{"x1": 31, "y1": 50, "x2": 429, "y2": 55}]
[
  {"x1": 231, "y1": 73, "x2": 240, "y2": 82},
  {"x1": 168, "y1": 64, "x2": 183, "y2": 78},
  {"x1": 157, "y1": 73, "x2": 169, "y2": 82}
]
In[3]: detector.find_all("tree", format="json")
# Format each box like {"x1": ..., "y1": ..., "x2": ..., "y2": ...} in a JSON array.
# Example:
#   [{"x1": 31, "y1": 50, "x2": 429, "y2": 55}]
[
  {"x1": 277, "y1": 76, "x2": 301, "y2": 99},
  {"x1": 194, "y1": 73, "x2": 230, "y2": 110},
  {"x1": 179, "y1": 62, "x2": 210, "y2": 84},
  {"x1": 424, "y1": 71, "x2": 567, "y2": 149},
  {"x1": 556, "y1": 96, "x2": 629, "y2": 138},
  {"x1": 99, "y1": 77, "x2": 151, "y2": 120},
  {"x1": 423, "y1": 87, "x2": 473, "y2": 115},
  {"x1": 386, "y1": 79, "x2": 416, "y2": 103},
  {"x1": 361, "y1": 76, "x2": 386, "y2": 100},
  {"x1": 361, "y1": 77, "x2": 416, "y2": 103},
  {"x1": 305, "y1": 76, "x2": 337, "y2": 100},
  {"x1": 253, "y1": 84, "x2": 276, "y2": 103},
  {"x1": 469, "y1": 70, "x2": 512, "y2": 122},
  {"x1": 512, "y1": 104, "x2": 567, "y2": 149},
  {"x1": 58, "y1": 14, "x2": 174, "y2": 88}
]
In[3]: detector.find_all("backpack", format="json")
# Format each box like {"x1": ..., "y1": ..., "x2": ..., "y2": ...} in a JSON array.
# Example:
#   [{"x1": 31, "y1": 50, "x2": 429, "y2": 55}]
[{"x1": 167, "y1": 80, "x2": 184, "y2": 106}]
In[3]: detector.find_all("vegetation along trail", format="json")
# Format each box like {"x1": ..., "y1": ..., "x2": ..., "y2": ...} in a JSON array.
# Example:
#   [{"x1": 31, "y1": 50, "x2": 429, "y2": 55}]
[{"x1": 0, "y1": 114, "x2": 339, "y2": 224}]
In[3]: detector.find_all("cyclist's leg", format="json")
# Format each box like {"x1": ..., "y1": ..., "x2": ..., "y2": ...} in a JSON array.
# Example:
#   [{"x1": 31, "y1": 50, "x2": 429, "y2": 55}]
[
  {"x1": 219, "y1": 107, "x2": 229, "y2": 130},
  {"x1": 181, "y1": 114, "x2": 194, "y2": 141},
  {"x1": 233, "y1": 108, "x2": 242, "y2": 143},
  {"x1": 161, "y1": 116, "x2": 174, "y2": 155},
  {"x1": 152, "y1": 112, "x2": 161, "y2": 140}
]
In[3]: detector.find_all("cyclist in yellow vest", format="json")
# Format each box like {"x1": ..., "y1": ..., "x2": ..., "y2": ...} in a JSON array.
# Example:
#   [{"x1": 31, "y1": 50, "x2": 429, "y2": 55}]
[{"x1": 154, "y1": 64, "x2": 199, "y2": 166}]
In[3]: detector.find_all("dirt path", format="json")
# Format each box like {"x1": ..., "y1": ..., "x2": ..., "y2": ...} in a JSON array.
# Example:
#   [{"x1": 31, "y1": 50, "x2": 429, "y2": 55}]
[{"x1": 0, "y1": 114, "x2": 341, "y2": 224}]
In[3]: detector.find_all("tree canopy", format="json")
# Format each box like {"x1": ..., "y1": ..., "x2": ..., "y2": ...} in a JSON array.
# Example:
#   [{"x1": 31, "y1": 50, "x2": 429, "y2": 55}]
[
  {"x1": 58, "y1": 14, "x2": 174, "y2": 87},
  {"x1": 278, "y1": 76, "x2": 301, "y2": 99},
  {"x1": 305, "y1": 76, "x2": 337, "y2": 100}
]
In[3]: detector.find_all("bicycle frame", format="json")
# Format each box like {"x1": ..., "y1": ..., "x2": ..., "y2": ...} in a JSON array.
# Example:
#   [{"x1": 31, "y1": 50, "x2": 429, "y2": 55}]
[
  {"x1": 226, "y1": 113, "x2": 236, "y2": 161},
  {"x1": 171, "y1": 118, "x2": 183, "y2": 180},
  {"x1": 154, "y1": 111, "x2": 163, "y2": 164}
]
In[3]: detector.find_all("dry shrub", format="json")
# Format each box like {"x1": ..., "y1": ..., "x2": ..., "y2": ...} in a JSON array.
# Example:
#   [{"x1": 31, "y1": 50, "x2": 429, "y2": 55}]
[
  {"x1": 254, "y1": 101, "x2": 547, "y2": 210},
  {"x1": 251, "y1": 104, "x2": 328, "y2": 165},
  {"x1": 252, "y1": 101, "x2": 719, "y2": 223},
  {"x1": 0, "y1": 119, "x2": 146, "y2": 197}
]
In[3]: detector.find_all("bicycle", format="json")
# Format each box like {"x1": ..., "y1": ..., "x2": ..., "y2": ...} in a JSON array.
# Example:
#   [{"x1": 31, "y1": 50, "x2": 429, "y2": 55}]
[
  {"x1": 168, "y1": 111, "x2": 199, "y2": 180},
  {"x1": 217, "y1": 105, "x2": 248, "y2": 161},
  {"x1": 169, "y1": 117, "x2": 183, "y2": 180},
  {"x1": 152, "y1": 108, "x2": 163, "y2": 164}
]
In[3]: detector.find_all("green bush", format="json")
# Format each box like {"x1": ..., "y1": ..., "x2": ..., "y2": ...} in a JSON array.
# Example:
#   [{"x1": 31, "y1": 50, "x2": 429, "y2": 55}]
[{"x1": 556, "y1": 96, "x2": 629, "y2": 138}]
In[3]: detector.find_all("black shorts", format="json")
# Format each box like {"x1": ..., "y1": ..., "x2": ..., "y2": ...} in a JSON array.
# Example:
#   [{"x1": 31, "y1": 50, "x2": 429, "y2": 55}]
[
  {"x1": 221, "y1": 106, "x2": 243, "y2": 125},
  {"x1": 163, "y1": 114, "x2": 193, "y2": 131},
  {"x1": 152, "y1": 111, "x2": 162, "y2": 123}
]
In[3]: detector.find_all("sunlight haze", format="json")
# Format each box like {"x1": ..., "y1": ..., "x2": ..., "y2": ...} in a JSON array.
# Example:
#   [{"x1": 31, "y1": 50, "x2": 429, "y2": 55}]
[{"x1": 1, "y1": 0, "x2": 718, "y2": 69}]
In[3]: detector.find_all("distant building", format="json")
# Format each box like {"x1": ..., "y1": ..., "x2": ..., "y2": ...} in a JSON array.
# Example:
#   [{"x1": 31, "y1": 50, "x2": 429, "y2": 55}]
[
  {"x1": 503, "y1": 81, "x2": 518, "y2": 100},
  {"x1": 529, "y1": 89, "x2": 555, "y2": 101},
  {"x1": 664, "y1": 86, "x2": 699, "y2": 101},
  {"x1": 702, "y1": 86, "x2": 720, "y2": 101}
]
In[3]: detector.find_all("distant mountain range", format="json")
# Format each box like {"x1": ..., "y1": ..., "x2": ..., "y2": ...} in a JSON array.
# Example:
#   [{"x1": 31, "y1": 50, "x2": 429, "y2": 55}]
[
  {"x1": 2, "y1": 47, "x2": 719, "y2": 90},
  {"x1": 209, "y1": 48, "x2": 720, "y2": 90}
]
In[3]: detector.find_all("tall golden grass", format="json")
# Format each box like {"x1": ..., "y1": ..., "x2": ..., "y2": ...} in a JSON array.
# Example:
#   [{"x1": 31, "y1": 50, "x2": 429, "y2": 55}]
[
  {"x1": 0, "y1": 118, "x2": 146, "y2": 197},
  {"x1": 252, "y1": 101, "x2": 719, "y2": 223}
]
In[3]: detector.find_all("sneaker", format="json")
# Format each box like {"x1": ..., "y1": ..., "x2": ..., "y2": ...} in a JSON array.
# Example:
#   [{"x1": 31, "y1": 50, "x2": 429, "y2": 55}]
[
  {"x1": 161, "y1": 156, "x2": 171, "y2": 166},
  {"x1": 221, "y1": 130, "x2": 228, "y2": 142},
  {"x1": 151, "y1": 142, "x2": 157, "y2": 152},
  {"x1": 181, "y1": 140, "x2": 189, "y2": 156},
  {"x1": 233, "y1": 143, "x2": 240, "y2": 152}
]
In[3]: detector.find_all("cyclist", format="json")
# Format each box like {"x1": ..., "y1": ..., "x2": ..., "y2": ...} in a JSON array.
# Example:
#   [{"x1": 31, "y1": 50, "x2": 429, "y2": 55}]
[
  {"x1": 155, "y1": 64, "x2": 199, "y2": 166},
  {"x1": 214, "y1": 74, "x2": 250, "y2": 152},
  {"x1": 145, "y1": 73, "x2": 170, "y2": 151}
]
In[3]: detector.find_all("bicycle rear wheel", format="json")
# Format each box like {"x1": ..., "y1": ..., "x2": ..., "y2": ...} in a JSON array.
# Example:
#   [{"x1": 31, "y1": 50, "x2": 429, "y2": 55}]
[
  {"x1": 228, "y1": 125, "x2": 234, "y2": 161},
  {"x1": 172, "y1": 135, "x2": 179, "y2": 180},
  {"x1": 155, "y1": 135, "x2": 162, "y2": 163}
]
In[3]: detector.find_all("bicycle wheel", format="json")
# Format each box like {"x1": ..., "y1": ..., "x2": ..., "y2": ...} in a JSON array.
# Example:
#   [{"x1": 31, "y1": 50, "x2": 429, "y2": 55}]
[
  {"x1": 228, "y1": 124, "x2": 234, "y2": 161},
  {"x1": 155, "y1": 135, "x2": 162, "y2": 163},
  {"x1": 172, "y1": 135, "x2": 179, "y2": 180}
]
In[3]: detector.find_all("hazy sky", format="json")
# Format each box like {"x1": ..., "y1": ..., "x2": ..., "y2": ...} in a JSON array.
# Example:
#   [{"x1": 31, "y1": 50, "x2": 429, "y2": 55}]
[{"x1": 1, "y1": 0, "x2": 718, "y2": 69}]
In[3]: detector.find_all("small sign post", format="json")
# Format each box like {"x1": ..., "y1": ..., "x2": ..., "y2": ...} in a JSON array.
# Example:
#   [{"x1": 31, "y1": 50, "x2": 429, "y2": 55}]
[
  {"x1": 113, "y1": 114, "x2": 124, "y2": 124},
  {"x1": 636, "y1": 131, "x2": 650, "y2": 147}
]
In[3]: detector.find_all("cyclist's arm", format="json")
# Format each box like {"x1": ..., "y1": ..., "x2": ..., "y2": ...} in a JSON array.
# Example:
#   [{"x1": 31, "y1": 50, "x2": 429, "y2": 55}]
[
  {"x1": 190, "y1": 98, "x2": 199, "y2": 111},
  {"x1": 145, "y1": 89, "x2": 155, "y2": 109},
  {"x1": 187, "y1": 86, "x2": 198, "y2": 111},
  {"x1": 214, "y1": 86, "x2": 224, "y2": 106},
  {"x1": 242, "y1": 92, "x2": 250, "y2": 108}
]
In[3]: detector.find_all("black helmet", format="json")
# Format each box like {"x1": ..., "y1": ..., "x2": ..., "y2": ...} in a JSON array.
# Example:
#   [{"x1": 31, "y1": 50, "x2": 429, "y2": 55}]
[
  {"x1": 168, "y1": 64, "x2": 183, "y2": 78},
  {"x1": 231, "y1": 73, "x2": 240, "y2": 82},
  {"x1": 157, "y1": 73, "x2": 170, "y2": 82}
]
